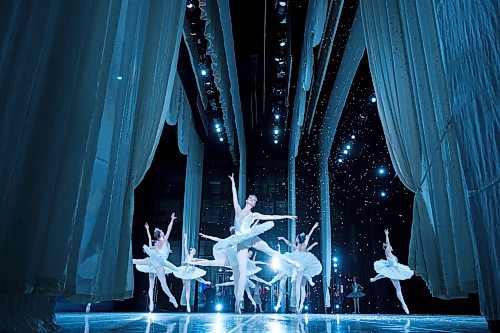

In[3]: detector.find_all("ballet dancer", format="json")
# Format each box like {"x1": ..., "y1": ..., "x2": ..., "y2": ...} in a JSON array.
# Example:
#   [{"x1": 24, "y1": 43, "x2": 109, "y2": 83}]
[
  {"x1": 370, "y1": 229, "x2": 413, "y2": 314},
  {"x1": 133, "y1": 213, "x2": 179, "y2": 309},
  {"x1": 346, "y1": 276, "x2": 366, "y2": 314}
]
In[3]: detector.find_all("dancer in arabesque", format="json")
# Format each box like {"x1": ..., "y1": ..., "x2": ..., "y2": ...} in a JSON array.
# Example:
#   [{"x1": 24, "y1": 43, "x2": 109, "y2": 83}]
[{"x1": 370, "y1": 229, "x2": 413, "y2": 314}]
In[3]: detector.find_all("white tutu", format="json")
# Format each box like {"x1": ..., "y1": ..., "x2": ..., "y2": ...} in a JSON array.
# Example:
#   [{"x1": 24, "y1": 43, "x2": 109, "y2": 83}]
[
  {"x1": 214, "y1": 221, "x2": 275, "y2": 250},
  {"x1": 173, "y1": 264, "x2": 207, "y2": 280},
  {"x1": 143, "y1": 245, "x2": 178, "y2": 273},
  {"x1": 135, "y1": 264, "x2": 174, "y2": 275},
  {"x1": 213, "y1": 244, "x2": 238, "y2": 268},
  {"x1": 285, "y1": 251, "x2": 322, "y2": 278},
  {"x1": 373, "y1": 256, "x2": 413, "y2": 280}
]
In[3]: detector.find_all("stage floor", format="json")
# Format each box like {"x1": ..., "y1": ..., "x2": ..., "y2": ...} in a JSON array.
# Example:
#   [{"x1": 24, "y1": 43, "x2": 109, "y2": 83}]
[{"x1": 55, "y1": 313, "x2": 489, "y2": 332}]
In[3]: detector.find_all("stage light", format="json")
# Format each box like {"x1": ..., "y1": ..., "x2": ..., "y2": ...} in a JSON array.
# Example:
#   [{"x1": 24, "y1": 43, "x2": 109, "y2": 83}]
[
  {"x1": 116, "y1": 76, "x2": 122, "y2": 80},
  {"x1": 333, "y1": 256, "x2": 338, "y2": 262},
  {"x1": 215, "y1": 303, "x2": 223, "y2": 312},
  {"x1": 278, "y1": 1, "x2": 286, "y2": 6},
  {"x1": 380, "y1": 191, "x2": 387, "y2": 197},
  {"x1": 338, "y1": 158, "x2": 343, "y2": 163},
  {"x1": 351, "y1": 135, "x2": 356, "y2": 139},
  {"x1": 378, "y1": 168, "x2": 386, "y2": 175},
  {"x1": 275, "y1": 114, "x2": 280, "y2": 120},
  {"x1": 201, "y1": 69, "x2": 208, "y2": 76},
  {"x1": 343, "y1": 149, "x2": 348, "y2": 154},
  {"x1": 271, "y1": 257, "x2": 281, "y2": 270},
  {"x1": 216, "y1": 127, "x2": 221, "y2": 133},
  {"x1": 370, "y1": 95, "x2": 377, "y2": 103},
  {"x1": 346, "y1": 145, "x2": 351, "y2": 150},
  {"x1": 333, "y1": 263, "x2": 338, "y2": 268},
  {"x1": 335, "y1": 304, "x2": 340, "y2": 309},
  {"x1": 304, "y1": 305, "x2": 309, "y2": 310},
  {"x1": 219, "y1": 137, "x2": 224, "y2": 142},
  {"x1": 274, "y1": 128, "x2": 279, "y2": 135},
  {"x1": 279, "y1": 40, "x2": 286, "y2": 47},
  {"x1": 186, "y1": 0, "x2": 195, "y2": 11},
  {"x1": 274, "y1": 139, "x2": 278, "y2": 144}
]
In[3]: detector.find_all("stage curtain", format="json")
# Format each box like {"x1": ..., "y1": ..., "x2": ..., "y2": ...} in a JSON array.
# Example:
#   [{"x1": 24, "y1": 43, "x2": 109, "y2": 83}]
[
  {"x1": 431, "y1": 0, "x2": 499, "y2": 321},
  {"x1": 317, "y1": 8, "x2": 365, "y2": 309},
  {"x1": 0, "y1": 0, "x2": 185, "y2": 330},
  {"x1": 360, "y1": 0, "x2": 477, "y2": 305}
]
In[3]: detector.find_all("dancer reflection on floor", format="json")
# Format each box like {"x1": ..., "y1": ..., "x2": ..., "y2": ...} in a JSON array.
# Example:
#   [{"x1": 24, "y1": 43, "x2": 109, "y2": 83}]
[{"x1": 370, "y1": 229, "x2": 413, "y2": 314}]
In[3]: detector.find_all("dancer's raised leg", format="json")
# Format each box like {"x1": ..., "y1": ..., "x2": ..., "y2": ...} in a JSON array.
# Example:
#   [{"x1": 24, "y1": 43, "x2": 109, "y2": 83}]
[
  {"x1": 369, "y1": 274, "x2": 385, "y2": 282},
  {"x1": 251, "y1": 238, "x2": 299, "y2": 267},
  {"x1": 390, "y1": 279, "x2": 409, "y2": 314}
]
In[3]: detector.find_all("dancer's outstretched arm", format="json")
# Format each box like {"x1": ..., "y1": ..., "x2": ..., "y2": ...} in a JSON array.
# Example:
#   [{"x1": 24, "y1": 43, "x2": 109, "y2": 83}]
[
  {"x1": 228, "y1": 173, "x2": 241, "y2": 213},
  {"x1": 216, "y1": 281, "x2": 234, "y2": 287},
  {"x1": 277, "y1": 236, "x2": 296, "y2": 250},
  {"x1": 145, "y1": 223, "x2": 153, "y2": 248},
  {"x1": 384, "y1": 229, "x2": 391, "y2": 256},
  {"x1": 253, "y1": 213, "x2": 297, "y2": 221},
  {"x1": 199, "y1": 232, "x2": 222, "y2": 242},
  {"x1": 165, "y1": 212, "x2": 177, "y2": 241},
  {"x1": 356, "y1": 283, "x2": 364, "y2": 290},
  {"x1": 253, "y1": 260, "x2": 268, "y2": 266},
  {"x1": 304, "y1": 222, "x2": 319, "y2": 248},
  {"x1": 306, "y1": 241, "x2": 318, "y2": 252}
]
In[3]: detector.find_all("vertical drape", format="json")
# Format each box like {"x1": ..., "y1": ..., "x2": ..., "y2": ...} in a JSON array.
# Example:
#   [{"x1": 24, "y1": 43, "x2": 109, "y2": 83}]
[
  {"x1": 431, "y1": 0, "x2": 499, "y2": 321},
  {"x1": 317, "y1": 8, "x2": 365, "y2": 308},
  {"x1": 0, "y1": 0, "x2": 185, "y2": 330},
  {"x1": 360, "y1": 0, "x2": 477, "y2": 302}
]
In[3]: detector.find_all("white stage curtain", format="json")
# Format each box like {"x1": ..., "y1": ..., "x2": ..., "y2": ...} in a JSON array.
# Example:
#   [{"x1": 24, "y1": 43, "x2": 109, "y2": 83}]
[
  {"x1": 360, "y1": 0, "x2": 477, "y2": 304},
  {"x1": 317, "y1": 8, "x2": 365, "y2": 309},
  {"x1": 0, "y1": 0, "x2": 185, "y2": 330},
  {"x1": 431, "y1": 0, "x2": 499, "y2": 321}
]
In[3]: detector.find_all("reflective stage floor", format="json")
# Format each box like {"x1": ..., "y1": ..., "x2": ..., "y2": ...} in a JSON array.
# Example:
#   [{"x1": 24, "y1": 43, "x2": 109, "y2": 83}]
[{"x1": 55, "y1": 313, "x2": 489, "y2": 332}]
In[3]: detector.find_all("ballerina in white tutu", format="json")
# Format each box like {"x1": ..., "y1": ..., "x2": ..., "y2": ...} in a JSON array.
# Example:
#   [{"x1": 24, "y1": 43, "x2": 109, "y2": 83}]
[
  {"x1": 370, "y1": 229, "x2": 413, "y2": 314},
  {"x1": 225, "y1": 173, "x2": 298, "y2": 313},
  {"x1": 177, "y1": 233, "x2": 211, "y2": 313},
  {"x1": 346, "y1": 276, "x2": 366, "y2": 314},
  {"x1": 277, "y1": 222, "x2": 322, "y2": 313},
  {"x1": 133, "y1": 213, "x2": 179, "y2": 309}
]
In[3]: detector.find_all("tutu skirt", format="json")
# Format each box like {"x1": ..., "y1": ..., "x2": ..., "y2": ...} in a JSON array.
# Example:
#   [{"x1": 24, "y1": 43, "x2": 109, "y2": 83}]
[
  {"x1": 135, "y1": 264, "x2": 174, "y2": 275},
  {"x1": 174, "y1": 264, "x2": 207, "y2": 280},
  {"x1": 214, "y1": 221, "x2": 275, "y2": 250},
  {"x1": 285, "y1": 251, "x2": 322, "y2": 278},
  {"x1": 143, "y1": 245, "x2": 179, "y2": 272},
  {"x1": 346, "y1": 290, "x2": 366, "y2": 298},
  {"x1": 373, "y1": 259, "x2": 414, "y2": 280}
]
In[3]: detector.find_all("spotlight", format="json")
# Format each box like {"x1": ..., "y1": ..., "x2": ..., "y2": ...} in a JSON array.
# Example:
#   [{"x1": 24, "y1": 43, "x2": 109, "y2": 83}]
[
  {"x1": 333, "y1": 263, "x2": 338, "y2": 268},
  {"x1": 274, "y1": 305, "x2": 279, "y2": 312},
  {"x1": 304, "y1": 305, "x2": 309, "y2": 310},
  {"x1": 274, "y1": 128, "x2": 279, "y2": 135},
  {"x1": 279, "y1": 40, "x2": 286, "y2": 47},
  {"x1": 351, "y1": 135, "x2": 356, "y2": 139},
  {"x1": 343, "y1": 149, "x2": 348, "y2": 154},
  {"x1": 186, "y1": 0, "x2": 195, "y2": 11},
  {"x1": 274, "y1": 139, "x2": 278, "y2": 144},
  {"x1": 271, "y1": 257, "x2": 281, "y2": 270},
  {"x1": 378, "y1": 168, "x2": 386, "y2": 175},
  {"x1": 333, "y1": 257, "x2": 338, "y2": 262},
  {"x1": 201, "y1": 69, "x2": 208, "y2": 76},
  {"x1": 338, "y1": 158, "x2": 343, "y2": 163},
  {"x1": 380, "y1": 191, "x2": 387, "y2": 197},
  {"x1": 215, "y1": 303, "x2": 223, "y2": 312},
  {"x1": 215, "y1": 123, "x2": 220, "y2": 129},
  {"x1": 216, "y1": 127, "x2": 221, "y2": 133},
  {"x1": 278, "y1": 1, "x2": 286, "y2": 6},
  {"x1": 335, "y1": 304, "x2": 340, "y2": 309},
  {"x1": 219, "y1": 137, "x2": 224, "y2": 142},
  {"x1": 274, "y1": 114, "x2": 280, "y2": 120},
  {"x1": 370, "y1": 94, "x2": 377, "y2": 103},
  {"x1": 116, "y1": 76, "x2": 123, "y2": 80},
  {"x1": 346, "y1": 145, "x2": 351, "y2": 150}
]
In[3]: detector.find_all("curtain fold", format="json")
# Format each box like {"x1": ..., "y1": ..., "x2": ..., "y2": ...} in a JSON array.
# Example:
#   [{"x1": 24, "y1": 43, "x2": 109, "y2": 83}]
[
  {"x1": 0, "y1": 0, "x2": 186, "y2": 328},
  {"x1": 431, "y1": 0, "x2": 499, "y2": 321},
  {"x1": 317, "y1": 7, "x2": 365, "y2": 309},
  {"x1": 360, "y1": 0, "x2": 477, "y2": 302}
]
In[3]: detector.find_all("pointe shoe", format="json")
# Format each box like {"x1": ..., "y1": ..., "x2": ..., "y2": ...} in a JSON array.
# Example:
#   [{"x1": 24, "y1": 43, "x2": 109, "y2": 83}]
[
  {"x1": 187, "y1": 306, "x2": 191, "y2": 313},
  {"x1": 369, "y1": 278, "x2": 375, "y2": 282},
  {"x1": 149, "y1": 302, "x2": 154, "y2": 312},
  {"x1": 170, "y1": 297, "x2": 178, "y2": 308},
  {"x1": 85, "y1": 303, "x2": 91, "y2": 313},
  {"x1": 402, "y1": 304, "x2": 410, "y2": 314}
]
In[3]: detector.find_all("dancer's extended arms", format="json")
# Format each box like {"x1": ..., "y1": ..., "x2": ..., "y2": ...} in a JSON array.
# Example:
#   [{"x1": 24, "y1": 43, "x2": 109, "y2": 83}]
[
  {"x1": 253, "y1": 213, "x2": 297, "y2": 221},
  {"x1": 304, "y1": 222, "x2": 319, "y2": 248},
  {"x1": 277, "y1": 236, "x2": 296, "y2": 250},
  {"x1": 384, "y1": 229, "x2": 390, "y2": 247},
  {"x1": 144, "y1": 223, "x2": 152, "y2": 248},
  {"x1": 165, "y1": 212, "x2": 177, "y2": 241},
  {"x1": 228, "y1": 173, "x2": 241, "y2": 213},
  {"x1": 199, "y1": 232, "x2": 222, "y2": 242},
  {"x1": 306, "y1": 241, "x2": 318, "y2": 252},
  {"x1": 254, "y1": 261, "x2": 269, "y2": 266}
]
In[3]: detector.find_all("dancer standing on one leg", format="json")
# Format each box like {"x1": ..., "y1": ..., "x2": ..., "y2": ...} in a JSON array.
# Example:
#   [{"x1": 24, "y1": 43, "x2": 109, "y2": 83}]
[
  {"x1": 219, "y1": 173, "x2": 298, "y2": 313},
  {"x1": 176, "y1": 233, "x2": 211, "y2": 313},
  {"x1": 277, "y1": 222, "x2": 322, "y2": 313},
  {"x1": 346, "y1": 276, "x2": 365, "y2": 314},
  {"x1": 133, "y1": 213, "x2": 179, "y2": 309},
  {"x1": 370, "y1": 229, "x2": 413, "y2": 314}
]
